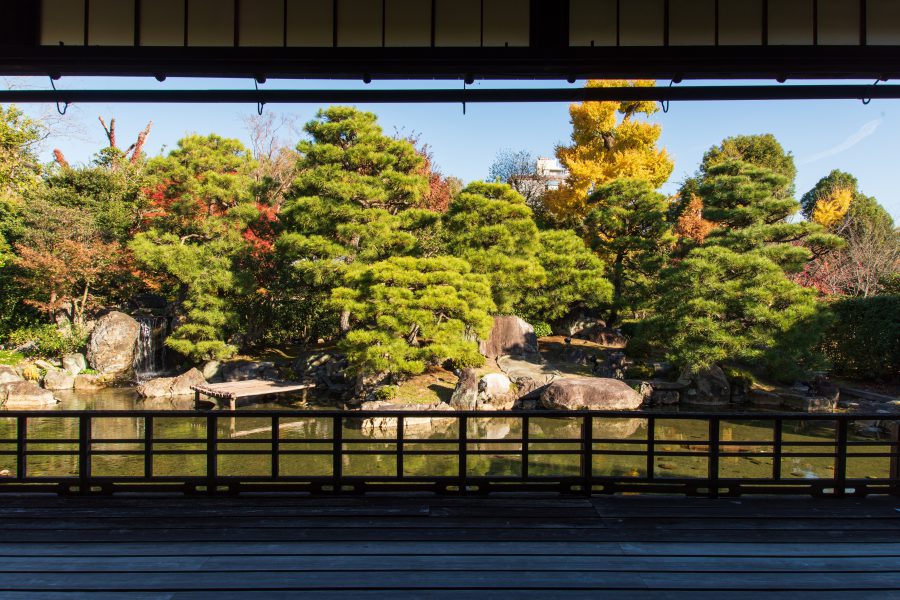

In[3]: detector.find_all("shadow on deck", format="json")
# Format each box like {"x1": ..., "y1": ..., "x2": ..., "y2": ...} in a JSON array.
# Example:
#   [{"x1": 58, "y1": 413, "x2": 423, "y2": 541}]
[{"x1": 0, "y1": 494, "x2": 898, "y2": 598}]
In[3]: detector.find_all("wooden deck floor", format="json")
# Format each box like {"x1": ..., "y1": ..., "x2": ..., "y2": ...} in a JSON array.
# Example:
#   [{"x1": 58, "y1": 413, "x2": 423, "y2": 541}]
[{"x1": 0, "y1": 494, "x2": 898, "y2": 598}]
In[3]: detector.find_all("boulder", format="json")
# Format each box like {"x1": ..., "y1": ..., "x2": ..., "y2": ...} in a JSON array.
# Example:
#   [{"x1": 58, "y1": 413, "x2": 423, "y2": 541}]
[
  {"x1": 0, "y1": 365, "x2": 22, "y2": 385},
  {"x1": 480, "y1": 373, "x2": 511, "y2": 401},
  {"x1": 553, "y1": 314, "x2": 604, "y2": 337},
  {"x1": 479, "y1": 316, "x2": 538, "y2": 359},
  {"x1": 540, "y1": 377, "x2": 643, "y2": 411},
  {"x1": 449, "y1": 368, "x2": 479, "y2": 410},
  {"x1": 62, "y1": 353, "x2": 87, "y2": 376},
  {"x1": 636, "y1": 380, "x2": 686, "y2": 406},
  {"x1": 0, "y1": 381, "x2": 58, "y2": 408},
  {"x1": 137, "y1": 368, "x2": 206, "y2": 398},
  {"x1": 680, "y1": 365, "x2": 731, "y2": 406},
  {"x1": 74, "y1": 374, "x2": 106, "y2": 391},
  {"x1": 86, "y1": 311, "x2": 140, "y2": 376},
  {"x1": 43, "y1": 369, "x2": 75, "y2": 391},
  {"x1": 201, "y1": 360, "x2": 223, "y2": 383},
  {"x1": 576, "y1": 324, "x2": 628, "y2": 348},
  {"x1": 497, "y1": 355, "x2": 559, "y2": 401},
  {"x1": 222, "y1": 360, "x2": 278, "y2": 382}
]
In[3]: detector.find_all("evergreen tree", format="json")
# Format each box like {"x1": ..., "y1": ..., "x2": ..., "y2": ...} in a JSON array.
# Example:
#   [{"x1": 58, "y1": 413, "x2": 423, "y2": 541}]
[
  {"x1": 518, "y1": 229, "x2": 613, "y2": 323},
  {"x1": 331, "y1": 256, "x2": 495, "y2": 381},
  {"x1": 698, "y1": 160, "x2": 843, "y2": 274},
  {"x1": 277, "y1": 107, "x2": 431, "y2": 336},
  {"x1": 584, "y1": 179, "x2": 675, "y2": 326},
  {"x1": 444, "y1": 182, "x2": 545, "y2": 315},
  {"x1": 652, "y1": 246, "x2": 827, "y2": 381},
  {"x1": 545, "y1": 80, "x2": 673, "y2": 226},
  {"x1": 131, "y1": 134, "x2": 260, "y2": 361}
]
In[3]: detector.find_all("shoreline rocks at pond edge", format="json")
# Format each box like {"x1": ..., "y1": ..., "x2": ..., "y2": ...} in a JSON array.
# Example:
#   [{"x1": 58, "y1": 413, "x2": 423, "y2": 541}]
[
  {"x1": 540, "y1": 377, "x2": 642, "y2": 411},
  {"x1": 137, "y1": 368, "x2": 206, "y2": 398},
  {"x1": 0, "y1": 381, "x2": 58, "y2": 408}
]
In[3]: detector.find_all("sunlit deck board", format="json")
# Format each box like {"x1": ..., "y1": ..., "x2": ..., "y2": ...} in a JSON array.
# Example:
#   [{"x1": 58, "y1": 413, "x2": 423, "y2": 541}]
[
  {"x1": 191, "y1": 380, "x2": 314, "y2": 401},
  {"x1": 0, "y1": 495, "x2": 898, "y2": 597}
]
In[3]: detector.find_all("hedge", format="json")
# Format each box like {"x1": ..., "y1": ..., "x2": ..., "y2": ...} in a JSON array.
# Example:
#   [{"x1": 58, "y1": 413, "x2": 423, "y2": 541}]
[{"x1": 822, "y1": 295, "x2": 900, "y2": 380}]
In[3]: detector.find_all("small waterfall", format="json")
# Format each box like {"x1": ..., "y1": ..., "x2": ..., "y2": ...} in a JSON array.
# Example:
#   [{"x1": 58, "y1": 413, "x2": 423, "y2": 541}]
[{"x1": 134, "y1": 316, "x2": 171, "y2": 382}]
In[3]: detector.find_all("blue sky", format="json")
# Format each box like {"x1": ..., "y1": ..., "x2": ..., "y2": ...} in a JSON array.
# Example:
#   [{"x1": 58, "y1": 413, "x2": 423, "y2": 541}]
[{"x1": 8, "y1": 76, "x2": 899, "y2": 220}]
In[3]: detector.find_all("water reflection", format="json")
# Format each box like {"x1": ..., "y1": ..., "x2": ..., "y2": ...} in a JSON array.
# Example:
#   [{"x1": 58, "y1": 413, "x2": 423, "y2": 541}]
[{"x1": 0, "y1": 388, "x2": 892, "y2": 483}]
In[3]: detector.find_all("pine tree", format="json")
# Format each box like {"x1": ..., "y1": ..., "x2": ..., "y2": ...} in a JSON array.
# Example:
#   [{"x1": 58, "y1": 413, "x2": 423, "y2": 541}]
[
  {"x1": 651, "y1": 246, "x2": 827, "y2": 381},
  {"x1": 131, "y1": 134, "x2": 260, "y2": 361},
  {"x1": 331, "y1": 256, "x2": 495, "y2": 381},
  {"x1": 518, "y1": 229, "x2": 613, "y2": 323},
  {"x1": 276, "y1": 107, "x2": 432, "y2": 336},
  {"x1": 583, "y1": 178, "x2": 675, "y2": 326},
  {"x1": 544, "y1": 80, "x2": 673, "y2": 225},
  {"x1": 444, "y1": 182, "x2": 545, "y2": 314}
]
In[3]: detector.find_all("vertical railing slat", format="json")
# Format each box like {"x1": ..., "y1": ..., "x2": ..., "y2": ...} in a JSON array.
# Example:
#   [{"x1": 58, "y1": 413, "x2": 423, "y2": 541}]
[
  {"x1": 144, "y1": 415, "x2": 153, "y2": 479},
  {"x1": 206, "y1": 415, "x2": 217, "y2": 494},
  {"x1": 708, "y1": 417, "x2": 720, "y2": 499}
]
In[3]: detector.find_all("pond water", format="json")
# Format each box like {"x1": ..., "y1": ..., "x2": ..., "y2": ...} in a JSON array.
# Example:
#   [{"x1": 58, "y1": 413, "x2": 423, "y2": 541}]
[{"x1": 0, "y1": 388, "x2": 893, "y2": 483}]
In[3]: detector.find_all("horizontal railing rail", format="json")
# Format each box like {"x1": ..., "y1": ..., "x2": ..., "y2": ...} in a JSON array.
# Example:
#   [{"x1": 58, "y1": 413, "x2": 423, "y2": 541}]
[{"x1": 0, "y1": 410, "x2": 896, "y2": 497}]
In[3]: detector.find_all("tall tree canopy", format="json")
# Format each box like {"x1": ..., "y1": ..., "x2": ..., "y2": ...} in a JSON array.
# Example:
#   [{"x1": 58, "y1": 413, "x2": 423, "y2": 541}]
[
  {"x1": 544, "y1": 80, "x2": 673, "y2": 225},
  {"x1": 584, "y1": 179, "x2": 674, "y2": 326},
  {"x1": 131, "y1": 134, "x2": 260, "y2": 361},
  {"x1": 445, "y1": 182, "x2": 545, "y2": 315}
]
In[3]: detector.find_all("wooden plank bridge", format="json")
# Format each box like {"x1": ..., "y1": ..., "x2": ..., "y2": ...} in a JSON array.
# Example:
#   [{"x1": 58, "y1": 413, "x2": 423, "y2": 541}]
[
  {"x1": 191, "y1": 380, "x2": 315, "y2": 409},
  {"x1": 0, "y1": 494, "x2": 898, "y2": 598}
]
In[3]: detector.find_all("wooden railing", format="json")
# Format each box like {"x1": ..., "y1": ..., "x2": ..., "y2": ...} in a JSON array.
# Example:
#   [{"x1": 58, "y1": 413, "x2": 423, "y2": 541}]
[{"x1": 0, "y1": 410, "x2": 897, "y2": 497}]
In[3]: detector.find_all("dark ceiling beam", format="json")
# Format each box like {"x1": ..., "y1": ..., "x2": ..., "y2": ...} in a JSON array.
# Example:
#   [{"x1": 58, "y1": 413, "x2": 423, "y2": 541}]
[
  {"x1": 2, "y1": 45, "x2": 898, "y2": 81},
  {"x1": 2, "y1": 84, "x2": 898, "y2": 105}
]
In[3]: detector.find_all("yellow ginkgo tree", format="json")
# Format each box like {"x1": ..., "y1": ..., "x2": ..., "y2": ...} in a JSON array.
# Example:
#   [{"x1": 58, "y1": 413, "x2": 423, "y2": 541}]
[
  {"x1": 544, "y1": 80, "x2": 674, "y2": 226},
  {"x1": 810, "y1": 185, "x2": 853, "y2": 230}
]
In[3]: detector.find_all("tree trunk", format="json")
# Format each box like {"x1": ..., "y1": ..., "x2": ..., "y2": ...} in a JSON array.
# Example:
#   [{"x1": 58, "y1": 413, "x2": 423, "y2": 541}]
[
  {"x1": 607, "y1": 254, "x2": 625, "y2": 327},
  {"x1": 340, "y1": 310, "x2": 351, "y2": 334}
]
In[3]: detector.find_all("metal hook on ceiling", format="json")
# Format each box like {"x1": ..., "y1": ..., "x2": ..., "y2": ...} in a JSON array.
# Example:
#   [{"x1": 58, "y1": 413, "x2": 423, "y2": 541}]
[
  {"x1": 660, "y1": 79, "x2": 675, "y2": 114},
  {"x1": 862, "y1": 79, "x2": 885, "y2": 105},
  {"x1": 49, "y1": 76, "x2": 68, "y2": 116},
  {"x1": 254, "y1": 79, "x2": 265, "y2": 116}
]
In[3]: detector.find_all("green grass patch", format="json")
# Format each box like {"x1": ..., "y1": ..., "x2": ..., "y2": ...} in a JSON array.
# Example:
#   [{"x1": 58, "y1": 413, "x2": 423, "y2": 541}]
[{"x1": 0, "y1": 350, "x2": 24, "y2": 366}]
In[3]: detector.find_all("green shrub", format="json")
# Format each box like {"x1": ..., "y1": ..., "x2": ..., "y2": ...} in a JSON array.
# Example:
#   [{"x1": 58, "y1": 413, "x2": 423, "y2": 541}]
[
  {"x1": 822, "y1": 295, "x2": 900, "y2": 380},
  {"x1": 0, "y1": 350, "x2": 24, "y2": 366},
  {"x1": 532, "y1": 321, "x2": 553, "y2": 339},
  {"x1": 374, "y1": 385, "x2": 399, "y2": 402},
  {"x1": 6, "y1": 325, "x2": 88, "y2": 357}
]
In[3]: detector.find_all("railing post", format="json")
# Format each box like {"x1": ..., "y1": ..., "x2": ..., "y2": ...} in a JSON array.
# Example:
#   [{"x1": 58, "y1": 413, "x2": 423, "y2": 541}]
[
  {"x1": 396, "y1": 416, "x2": 404, "y2": 479},
  {"x1": 708, "y1": 417, "x2": 720, "y2": 499},
  {"x1": 582, "y1": 415, "x2": 593, "y2": 495},
  {"x1": 521, "y1": 416, "x2": 530, "y2": 481},
  {"x1": 144, "y1": 415, "x2": 153, "y2": 479},
  {"x1": 773, "y1": 418, "x2": 783, "y2": 481},
  {"x1": 271, "y1": 416, "x2": 280, "y2": 480},
  {"x1": 78, "y1": 415, "x2": 92, "y2": 494},
  {"x1": 890, "y1": 421, "x2": 899, "y2": 497},
  {"x1": 16, "y1": 416, "x2": 26, "y2": 481},
  {"x1": 646, "y1": 417, "x2": 655, "y2": 481},
  {"x1": 458, "y1": 416, "x2": 468, "y2": 489},
  {"x1": 332, "y1": 415, "x2": 342, "y2": 490},
  {"x1": 834, "y1": 417, "x2": 848, "y2": 498},
  {"x1": 206, "y1": 415, "x2": 217, "y2": 495}
]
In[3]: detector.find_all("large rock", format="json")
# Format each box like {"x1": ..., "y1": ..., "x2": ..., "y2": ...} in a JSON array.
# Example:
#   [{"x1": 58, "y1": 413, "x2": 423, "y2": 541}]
[
  {"x1": 43, "y1": 369, "x2": 75, "y2": 391},
  {"x1": 576, "y1": 324, "x2": 628, "y2": 348},
  {"x1": 0, "y1": 381, "x2": 58, "y2": 408},
  {"x1": 74, "y1": 374, "x2": 107, "y2": 391},
  {"x1": 449, "y1": 368, "x2": 479, "y2": 410},
  {"x1": 222, "y1": 360, "x2": 278, "y2": 382},
  {"x1": 680, "y1": 365, "x2": 731, "y2": 406},
  {"x1": 62, "y1": 353, "x2": 87, "y2": 376},
  {"x1": 496, "y1": 355, "x2": 559, "y2": 400},
  {"x1": 86, "y1": 311, "x2": 140, "y2": 376},
  {"x1": 0, "y1": 365, "x2": 22, "y2": 385},
  {"x1": 137, "y1": 368, "x2": 206, "y2": 398},
  {"x1": 201, "y1": 360, "x2": 223, "y2": 383},
  {"x1": 479, "y1": 316, "x2": 538, "y2": 359},
  {"x1": 540, "y1": 377, "x2": 643, "y2": 411},
  {"x1": 480, "y1": 373, "x2": 511, "y2": 401}
]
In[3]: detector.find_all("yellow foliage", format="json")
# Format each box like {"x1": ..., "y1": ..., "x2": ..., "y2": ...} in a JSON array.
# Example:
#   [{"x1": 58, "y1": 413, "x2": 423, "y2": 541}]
[
  {"x1": 545, "y1": 80, "x2": 674, "y2": 224},
  {"x1": 811, "y1": 186, "x2": 853, "y2": 230},
  {"x1": 21, "y1": 364, "x2": 39, "y2": 381}
]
